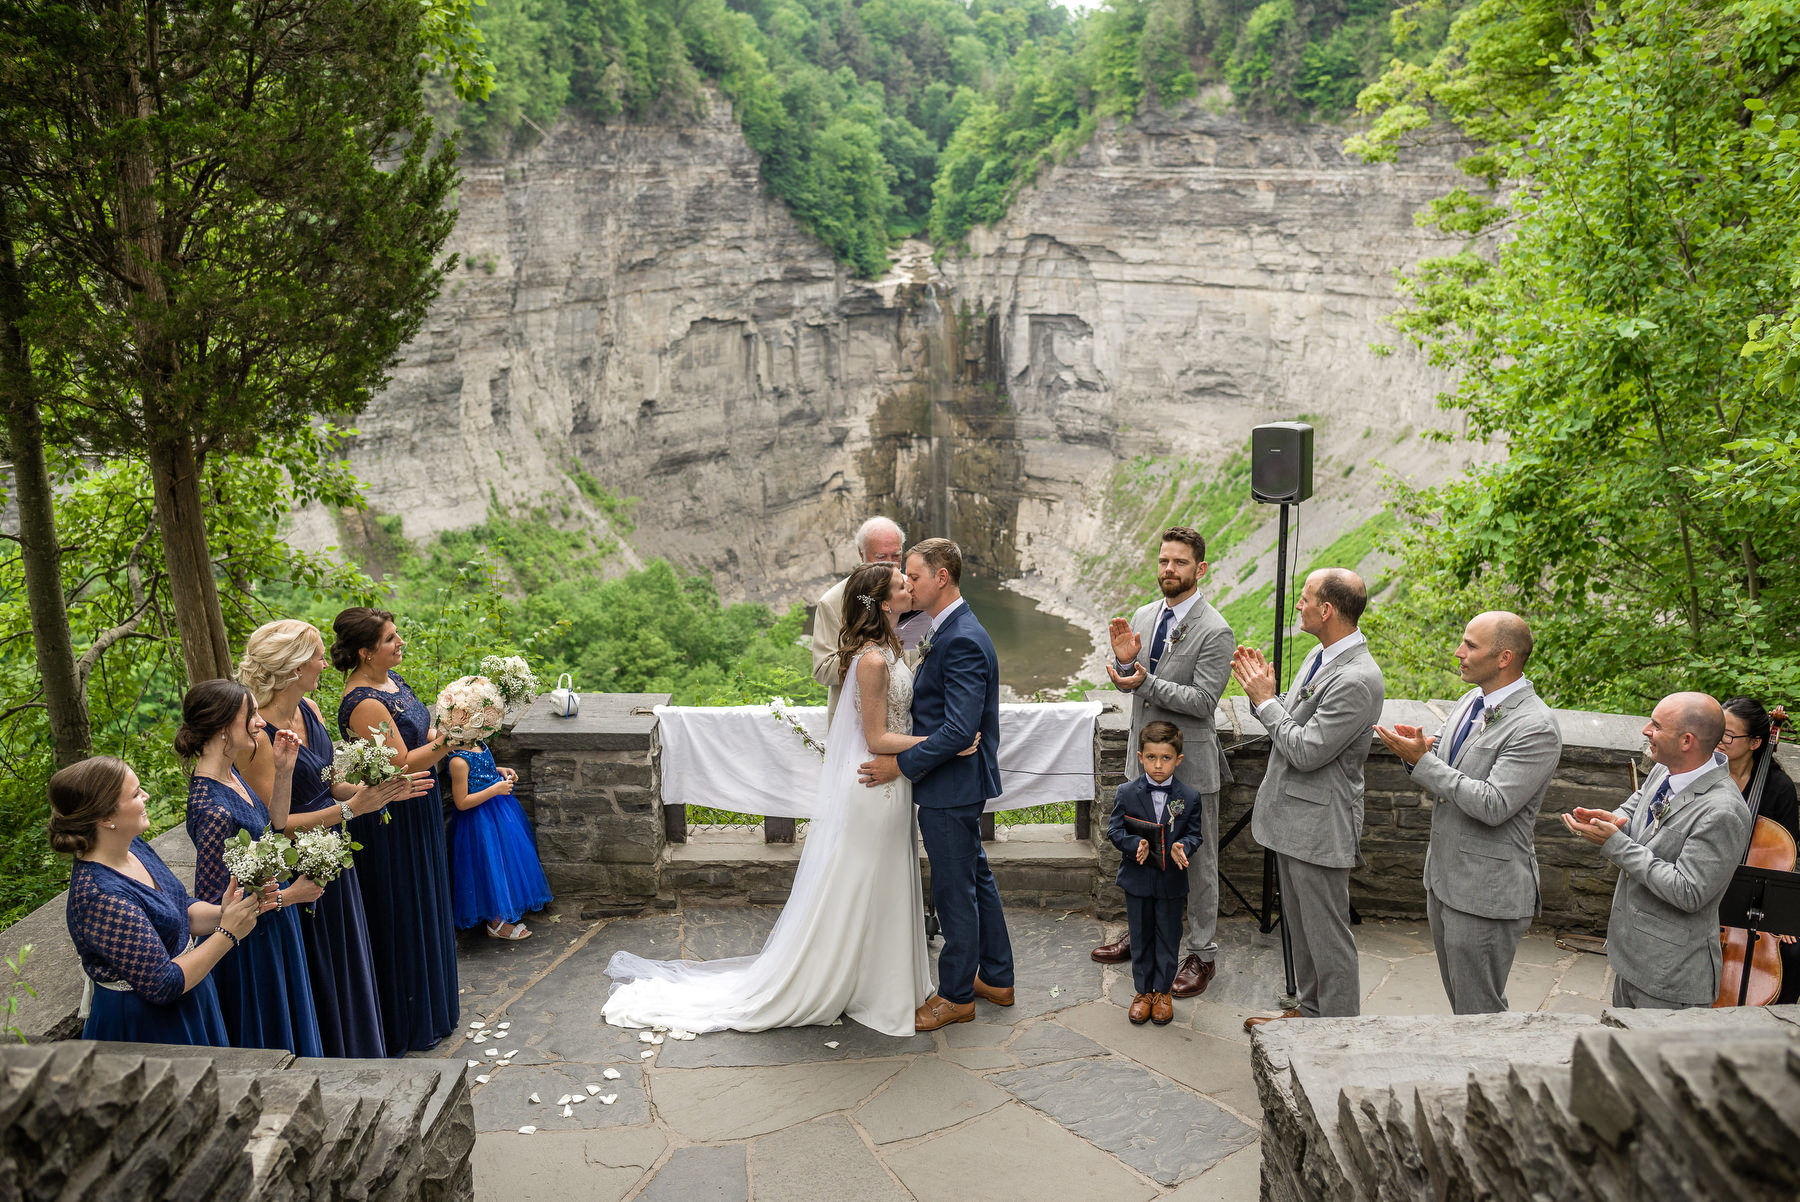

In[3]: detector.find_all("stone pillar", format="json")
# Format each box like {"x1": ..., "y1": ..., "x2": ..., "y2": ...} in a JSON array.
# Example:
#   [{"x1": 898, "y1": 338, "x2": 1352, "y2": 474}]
[
  {"x1": 491, "y1": 692, "x2": 669, "y2": 918},
  {"x1": 1089, "y1": 694, "x2": 1132, "y2": 919}
]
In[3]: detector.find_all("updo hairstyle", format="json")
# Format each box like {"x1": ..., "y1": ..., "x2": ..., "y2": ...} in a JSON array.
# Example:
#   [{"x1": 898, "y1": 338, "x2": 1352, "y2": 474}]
[
  {"x1": 47, "y1": 756, "x2": 132, "y2": 857},
  {"x1": 331, "y1": 606, "x2": 395, "y2": 674},
  {"x1": 174, "y1": 679, "x2": 257, "y2": 760},
  {"x1": 237, "y1": 619, "x2": 324, "y2": 707}
]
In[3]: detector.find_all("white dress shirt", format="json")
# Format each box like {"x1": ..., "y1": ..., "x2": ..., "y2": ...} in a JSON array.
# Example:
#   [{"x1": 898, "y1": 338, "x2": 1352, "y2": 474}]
[
  {"x1": 1118, "y1": 591, "x2": 1202, "y2": 674},
  {"x1": 1256, "y1": 629, "x2": 1366, "y2": 721},
  {"x1": 928, "y1": 597, "x2": 966, "y2": 635}
]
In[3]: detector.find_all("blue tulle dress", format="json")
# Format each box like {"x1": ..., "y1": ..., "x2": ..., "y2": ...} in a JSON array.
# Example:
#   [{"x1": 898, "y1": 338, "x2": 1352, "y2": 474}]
[
  {"x1": 275, "y1": 701, "x2": 387, "y2": 1059},
  {"x1": 186, "y1": 773, "x2": 324, "y2": 1057},
  {"x1": 448, "y1": 744, "x2": 553, "y2": 928},
  {"x1": 66, "y1": 837, "x2": 229, "y2": 1047},
  {"x1": 338, "y1": 672, "x2": 459, "y2": 1053}
]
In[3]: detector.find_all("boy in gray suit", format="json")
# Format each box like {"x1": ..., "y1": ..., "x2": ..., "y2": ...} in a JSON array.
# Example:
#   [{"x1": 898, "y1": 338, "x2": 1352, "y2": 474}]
[
  {"x1": 1376, "y1": 612, "x2": 1563, "y2": 1013},
  {"x1": 1091, "y1": 526, "x2": 1235, "y2": 997},
  {"x1": 1564, "y1": 692, "x2": 1750, "y2": 1009},
  {"x1": 1232, "y1": 569, "x2": 1385, "y2": 1026}
]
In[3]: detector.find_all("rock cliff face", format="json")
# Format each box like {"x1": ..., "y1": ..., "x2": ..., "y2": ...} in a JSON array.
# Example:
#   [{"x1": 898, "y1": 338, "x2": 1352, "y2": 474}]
[{"x1": 315, "y1": 96, "x2": 1482, "y2": 611}]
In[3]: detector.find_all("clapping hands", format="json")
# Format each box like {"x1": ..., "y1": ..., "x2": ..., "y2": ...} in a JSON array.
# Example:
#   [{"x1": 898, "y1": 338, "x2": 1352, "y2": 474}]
[
  {"x1": 1230, "y1": 646, "x2": 1278, "y2": 706},
  {"x1": 1563, "y1": 807, "x2": 1624, "y2": 846}
]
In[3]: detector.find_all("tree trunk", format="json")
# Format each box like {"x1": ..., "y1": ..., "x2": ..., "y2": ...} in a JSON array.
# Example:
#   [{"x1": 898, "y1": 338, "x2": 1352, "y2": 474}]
[
  {"x1": 0, "y1": 204, "x2": 91, "y2": 765},
  {"x1": 146, "y1": 431, "x2": 232, "y2": 683}
]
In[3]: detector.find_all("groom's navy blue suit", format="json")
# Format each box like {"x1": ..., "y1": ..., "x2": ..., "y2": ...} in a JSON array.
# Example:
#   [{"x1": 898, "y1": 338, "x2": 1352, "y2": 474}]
[{"x1": 897, "y1": 601, "x2": 1015, "y2": 1004}]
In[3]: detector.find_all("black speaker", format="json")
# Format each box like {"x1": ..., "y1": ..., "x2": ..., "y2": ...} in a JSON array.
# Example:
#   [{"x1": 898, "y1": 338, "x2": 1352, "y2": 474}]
[{"x1": 1251, "y1": 422, "x2": 1314, "y2": 504}]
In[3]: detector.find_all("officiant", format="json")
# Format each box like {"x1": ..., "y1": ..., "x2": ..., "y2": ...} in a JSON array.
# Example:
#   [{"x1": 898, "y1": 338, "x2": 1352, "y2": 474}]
[
  {"x1": 1090, "y1": 527, "x2": 1235, "y2": 1000},
  {"x1": 810, "y1": 516, "x2": 907, "y2": 721}
]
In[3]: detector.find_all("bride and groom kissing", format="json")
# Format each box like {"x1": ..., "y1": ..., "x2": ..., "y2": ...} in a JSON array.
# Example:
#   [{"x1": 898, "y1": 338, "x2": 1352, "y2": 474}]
[{"x1": 602, "y1": 538, "x2": 1015, "y2": 1036}]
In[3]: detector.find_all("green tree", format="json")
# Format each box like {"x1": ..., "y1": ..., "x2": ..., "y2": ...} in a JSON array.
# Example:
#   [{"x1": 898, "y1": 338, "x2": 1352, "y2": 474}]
[{"x1": 0, "y1": 0, "x2": 460, "y2": 684}]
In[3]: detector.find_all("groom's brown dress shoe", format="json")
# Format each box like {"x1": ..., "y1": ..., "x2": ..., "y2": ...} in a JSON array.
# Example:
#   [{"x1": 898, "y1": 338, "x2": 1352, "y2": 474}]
[
  {"x1": 1171, "y1": 955, "x2": 1215, "y2": 999},
  {"x1": 914, "y1": 995, "x2": 976, "y2": 1032},
  {"x1": 1242, "y1": 1008, "x2": 1301, "y2": 1032},
  {"x1": 1128, "y1": 993, "x2": 1152, "y2": 1025},
  {"x1": 1091, "y1": 933, "x2": 1131, "y2": 964},
  {"x1": 972, "y1": 975, "x2": 1014, "y2": 1007},
  {"x1": 1151, "y1": 992, "x2": 1175, "y2": 1025}
]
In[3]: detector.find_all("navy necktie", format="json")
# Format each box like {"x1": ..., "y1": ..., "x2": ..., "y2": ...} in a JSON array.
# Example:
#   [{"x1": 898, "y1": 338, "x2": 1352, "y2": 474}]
[
  {"x1": 1447, "y1": 694, "x2": 1486, "y2": 764},
  {"x1": 1643, "y1": 778, "x2": 1673, "y2": 835},
  {"x1": 1299, "y1": 650, "x2": 1323, "y2": 690},
  {"x1": 1148, "y1": 608, "x2": 1175, "y2": 672}
]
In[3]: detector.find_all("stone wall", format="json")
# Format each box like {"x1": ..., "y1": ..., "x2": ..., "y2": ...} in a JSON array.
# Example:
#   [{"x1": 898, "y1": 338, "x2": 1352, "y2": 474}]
[
  {"x1": 1251, "y1": 1005, "x2": 1800, "y2": 1202},
  {"x1": 0, "y1": 1041, "x2": 473, "y2": 1200}
]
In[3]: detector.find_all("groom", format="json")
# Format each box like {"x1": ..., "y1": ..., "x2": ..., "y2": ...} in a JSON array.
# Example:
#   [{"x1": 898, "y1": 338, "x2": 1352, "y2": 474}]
[{"x1": 859, "y1": 538, "x2": 1016, "y2": 1030}]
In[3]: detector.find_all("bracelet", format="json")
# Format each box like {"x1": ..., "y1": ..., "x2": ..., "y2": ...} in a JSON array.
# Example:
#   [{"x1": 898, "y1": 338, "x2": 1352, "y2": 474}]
[
  {"x1": 217, "y1": 928, "x2": 240, "y2": 949},
  {"x1": 340, "y1": 800, "x2": 354, "y2": 825}
]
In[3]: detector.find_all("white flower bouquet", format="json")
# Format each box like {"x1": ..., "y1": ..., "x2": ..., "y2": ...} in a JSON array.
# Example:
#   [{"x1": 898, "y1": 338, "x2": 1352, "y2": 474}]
[
  {"x1": 322, "y1": 721, "x2": 406, "y2": 823},
  {"x1": 290, "y1": 827, "x2": 359, "y2": 887},
  {"x1": 220, "y1": 829, "x2": 290, "y2": 892},
  {"x1": 479, "y1": 654, "x2": 540, "y2": 709},
  {"x1": 436, "y1": 675, "x2": 507, "y2": 747}
]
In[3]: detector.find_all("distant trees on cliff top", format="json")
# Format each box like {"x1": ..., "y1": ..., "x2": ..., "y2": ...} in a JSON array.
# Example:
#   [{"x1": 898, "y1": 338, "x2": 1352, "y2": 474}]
[{"x1": 446, "y1": 0, "x2": 1444, "y2": 272}]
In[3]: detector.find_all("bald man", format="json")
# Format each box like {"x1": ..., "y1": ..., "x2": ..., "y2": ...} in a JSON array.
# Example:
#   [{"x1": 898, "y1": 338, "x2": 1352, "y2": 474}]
[
  {"x1": 811, "y1": 517, "x2": 906, "y2": 720},
  {"x1": 1376, "y1": 613, "x2": 1563, "y2": 1013},
  {"x1": 1564, "y1": 692, "x2": 1750, "y2": 1009},
  {"x1": 1233, "y1": 569, "x2": 1385, "y2": 1026}
]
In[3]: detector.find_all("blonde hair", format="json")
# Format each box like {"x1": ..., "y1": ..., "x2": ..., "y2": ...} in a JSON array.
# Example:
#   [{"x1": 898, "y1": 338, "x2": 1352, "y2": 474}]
[{"x1": 237, "y1": 619, "x2": 325, "y2": 706}]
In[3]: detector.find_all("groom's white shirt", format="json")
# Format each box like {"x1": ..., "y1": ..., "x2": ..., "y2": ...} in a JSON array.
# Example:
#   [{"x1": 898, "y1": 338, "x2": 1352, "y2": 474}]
[{"x1": 928, "y1": 597, "x2": 966, "y2": 634}]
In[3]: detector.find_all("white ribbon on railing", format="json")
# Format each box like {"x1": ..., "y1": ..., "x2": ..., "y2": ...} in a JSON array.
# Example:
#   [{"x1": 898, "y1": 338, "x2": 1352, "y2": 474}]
[{"x1": 654, "y1": 702, "x2": 1103, "y2": 818}]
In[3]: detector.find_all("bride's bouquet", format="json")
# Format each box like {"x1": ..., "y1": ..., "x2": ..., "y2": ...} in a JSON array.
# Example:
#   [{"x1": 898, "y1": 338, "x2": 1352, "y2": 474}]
[
  {"x1": 322, "y1": 722, "x2": 406, "y2": 823},
  {"x1": 220, "y1": 829, "x2": 290, "y2": 893},
  {"x1": 435, "y1": 675, "x2": 508, "y2": 747},
  {"x1": 479, "y1": 654, "x2": 540, "y2": 709}
]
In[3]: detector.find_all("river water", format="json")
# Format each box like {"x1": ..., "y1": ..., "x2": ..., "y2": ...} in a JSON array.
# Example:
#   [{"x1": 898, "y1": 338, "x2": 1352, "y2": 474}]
[{"x1": 956, "y1": 576, "x2": 1091, "y2": 696}]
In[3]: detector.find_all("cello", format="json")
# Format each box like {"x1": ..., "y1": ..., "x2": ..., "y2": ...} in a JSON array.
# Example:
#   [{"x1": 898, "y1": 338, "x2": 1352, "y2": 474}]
[{"x1": 1715, "y1": 706, "x2": 1797, "y2": 1007}]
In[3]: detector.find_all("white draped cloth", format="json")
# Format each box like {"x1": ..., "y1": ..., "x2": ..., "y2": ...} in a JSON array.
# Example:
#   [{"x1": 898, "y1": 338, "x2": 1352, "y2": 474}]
[
  {"x1": 603, "y1": 651, "x2": 933, "y2": 1035},
  {"x1": 655, "y1": 700, "x2": 1102, "y2": 819}
]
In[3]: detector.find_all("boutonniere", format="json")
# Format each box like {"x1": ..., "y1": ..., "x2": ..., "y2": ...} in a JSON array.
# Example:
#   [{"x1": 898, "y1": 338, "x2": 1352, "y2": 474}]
[
  {"x1": 1167, "y1": 622, "x2": 1189, "y2": 651},
  {"x1": 1480, "y1": 706, "x2": 1507, "y2": 731},
  {"x1": 918, "y1": 632, "x2": 934, "y2": 660},
  {"x1": 1168, "y1": 796, "x2": 1185, "y2": 819},
  {"x1": 1299, "y1": 684, "x2": 1318, "y2": 704}
]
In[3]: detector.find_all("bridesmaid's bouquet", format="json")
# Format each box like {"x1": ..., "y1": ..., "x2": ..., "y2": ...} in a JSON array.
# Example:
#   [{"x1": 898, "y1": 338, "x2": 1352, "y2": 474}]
[
  {"x1": 220, "y1": 830, "x2": 290, "y2": 892},
  {"x1": 435, "y1": 675, "x2": 507, "y2": 747},
  {"x1": 323, "y1": 722, "x2": 406, "y2": 823},
  {"x1": 479, "y1": 654, "x2": 540, "y2": 708},
  {"x1": 290, "y1": 827, "x2": 359, "y2": 886}
]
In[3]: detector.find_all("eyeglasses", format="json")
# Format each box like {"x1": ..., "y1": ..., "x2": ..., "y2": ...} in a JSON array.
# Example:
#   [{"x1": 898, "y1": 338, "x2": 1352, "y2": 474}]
[{"x1": 1719, "y1": 731, "x2": 1756, "y2": 744}]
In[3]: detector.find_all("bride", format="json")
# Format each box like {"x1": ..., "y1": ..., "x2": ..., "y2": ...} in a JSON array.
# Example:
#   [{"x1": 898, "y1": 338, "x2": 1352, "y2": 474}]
[{"x1": 602, "y1": 561, "x2": 973, "y2": 1036}]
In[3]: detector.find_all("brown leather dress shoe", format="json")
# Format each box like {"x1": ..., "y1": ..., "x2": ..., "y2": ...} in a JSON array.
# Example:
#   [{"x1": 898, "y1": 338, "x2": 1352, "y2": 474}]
[
  {"x1": 1242, "y1": 1008, "x2": 1301, "y2": 1032},
  {"x1": 1151, "y1": 992, "x2": 1175, "y2": 1025},
  {"x1": 1171, "y1": 955, "x2": 1215, "y2": 999},
  {"x1": 1128, "y1": 993, "x2": 1152, "y2": 1025},
  {"x1": 1091, "y1": 933, "x2": 1131, "y2": 964},
  {"x1": 914, "y1": 995, "x2": 976, "y2": 1032},
  {"x1": 972, "y1": 975, "x2": 1015, "y2": 1007}
]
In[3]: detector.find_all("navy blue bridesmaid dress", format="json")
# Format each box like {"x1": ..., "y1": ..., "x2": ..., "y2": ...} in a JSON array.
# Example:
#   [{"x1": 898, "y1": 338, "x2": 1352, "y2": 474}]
[
  {"x1": 66, "y1": 837, "x2": 229, "y2": 1046},
  {"x1": 338, "y1": 671, "x2": 460, "y2": 1052},
  {"x1": 187, "y1": 772, "x2": 324, "y2": 1057},
  {"x1": 274, "y1": 700, "x2": 387, "y2": 1059},
  {"x1": 448, "y1": 744, "x2": 553, "y2": 929}
]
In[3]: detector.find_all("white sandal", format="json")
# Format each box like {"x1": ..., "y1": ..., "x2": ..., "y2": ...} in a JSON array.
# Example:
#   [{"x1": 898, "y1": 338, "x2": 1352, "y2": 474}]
[{"x1": 485, "y1": 920, "x2": 532, "y2": 941}]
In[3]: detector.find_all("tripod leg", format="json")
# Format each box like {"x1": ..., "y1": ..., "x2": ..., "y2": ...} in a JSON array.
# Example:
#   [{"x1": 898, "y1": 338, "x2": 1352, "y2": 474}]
[{"x1": 1260, "y1": 848, "x2": 1277, "y2": 935}]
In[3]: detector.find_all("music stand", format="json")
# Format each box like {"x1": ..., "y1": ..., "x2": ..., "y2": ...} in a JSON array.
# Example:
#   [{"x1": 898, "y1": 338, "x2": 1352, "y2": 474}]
[{"x1": 1717, "y1": 865, "x2": 1800, "y2": 1008}]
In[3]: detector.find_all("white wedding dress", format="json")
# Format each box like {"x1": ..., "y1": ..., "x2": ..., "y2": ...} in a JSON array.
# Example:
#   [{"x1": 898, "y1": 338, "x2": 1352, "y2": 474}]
[{"x1": 602, "y1": 647, "x2": 932, "y2": 1036}]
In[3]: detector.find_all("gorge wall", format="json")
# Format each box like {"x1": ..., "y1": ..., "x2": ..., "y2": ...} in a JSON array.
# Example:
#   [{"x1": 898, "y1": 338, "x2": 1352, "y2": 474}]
[{"x1": 305, "y1": 94, "x2": 1487, "y2": 620}]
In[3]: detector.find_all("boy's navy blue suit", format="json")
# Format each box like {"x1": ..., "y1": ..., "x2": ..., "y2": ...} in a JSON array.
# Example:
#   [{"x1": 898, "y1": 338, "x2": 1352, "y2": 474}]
[
  {"x1": 896, "y1": 602, "x2": 1014, "y2": 1005},
  {"x1": 1108, "y1": 774, "x2": 1205, "y2": 994}
]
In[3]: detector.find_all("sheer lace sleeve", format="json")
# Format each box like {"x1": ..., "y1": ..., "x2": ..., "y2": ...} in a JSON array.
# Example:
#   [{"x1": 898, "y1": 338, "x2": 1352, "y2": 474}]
[
  {"x1": 187, "y1": 792, "x2": 233, "y2": 904},
  {"x1": 70, "y1": 888, "x2": 187, "y2": 1004}
]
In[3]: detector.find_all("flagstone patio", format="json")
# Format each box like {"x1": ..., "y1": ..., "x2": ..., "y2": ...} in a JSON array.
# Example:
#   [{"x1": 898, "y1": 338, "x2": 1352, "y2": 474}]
[{"x1": 431, "y1": 906, "x2": 1617, "y2": 1201}]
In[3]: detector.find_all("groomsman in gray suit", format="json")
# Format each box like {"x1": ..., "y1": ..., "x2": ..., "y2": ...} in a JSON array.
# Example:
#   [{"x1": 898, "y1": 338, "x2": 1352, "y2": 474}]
[
  {"x1": 1564, "y1": 692, "x2": 1750, "y2": 1009},
  {"x1": 1089, "y1": 527, "x2": 1235, "y2": 997},
  {"x1": 1232, "y1": 569, "x2": 1385, "y2": 1027},
  {"x1": 1375, "y1": 612, "x2": 1563, "y2": 1013}
]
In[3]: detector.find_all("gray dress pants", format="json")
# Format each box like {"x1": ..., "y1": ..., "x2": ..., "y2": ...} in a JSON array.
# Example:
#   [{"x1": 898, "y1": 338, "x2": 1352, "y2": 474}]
[
  {"x1": 1426, "y1": 887, "x2": 1532, "y2": 1014},
  {"x1": 1184, "y1": 790, "x2": 1220, "y2": 962},
  {"x1": 1276, "y1": 853, "x2": 1359, "y2": 1018}
]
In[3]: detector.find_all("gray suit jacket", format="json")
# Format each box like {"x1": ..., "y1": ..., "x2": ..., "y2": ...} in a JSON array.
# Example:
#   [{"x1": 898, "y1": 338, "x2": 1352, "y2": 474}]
[
  {"x1": 1603, "y1": 756, "x2": 1750, "y2": 1004},
  {"x1": 1249, "y1": 639, "x2": 1386, "y2": 869},
  {"x1": 1414, "y1": 683, "x2": 1563, "y2": 921},
  {"x1": 1122, "y1": 596, "x2": 1234, "y2": 794},
  {"x1": 810, "y1": 577, "x2": 849, "y2": 721}
]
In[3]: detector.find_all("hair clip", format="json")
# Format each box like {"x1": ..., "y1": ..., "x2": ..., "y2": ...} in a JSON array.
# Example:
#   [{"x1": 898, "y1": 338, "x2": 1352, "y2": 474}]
[{"x1": 857, "y1": 594, "x2": 876, "y2": 609}]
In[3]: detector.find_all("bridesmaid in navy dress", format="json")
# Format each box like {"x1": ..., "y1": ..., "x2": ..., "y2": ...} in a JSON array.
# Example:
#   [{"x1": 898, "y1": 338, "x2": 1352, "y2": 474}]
[
  {"x1": 180, "y1": 679, "x2": 325, "y2": 1057},
  {"x1": 333, "y1": 606, "x2": 460, "y2": 1052},
  {"x1": 236, "y1": 619, "x2": 428, "y2": 1059},
  {"x1": 52, "y1": 755, "x2": 264, "y2": 1046}
]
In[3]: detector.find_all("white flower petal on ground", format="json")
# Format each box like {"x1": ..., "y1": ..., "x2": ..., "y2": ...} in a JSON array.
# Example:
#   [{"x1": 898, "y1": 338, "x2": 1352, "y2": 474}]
[
  {"x1": 474, "y1": 1075, "x2": 489, "y2": 1084},
  {"x1": 585, "y1": 1085, "x2": 601, "y2": 1096},
  {"x1": 517, "y1": 1126, "x2": 536, "y2": 1135},
  {"x1": 472, "y1": 1035, "x2": 487, "y2": 1044},
  {"x1": 637, "y1": 1031, "x2": 655, "y2": 1043},
  {"x1": 639, "y1": 1050, "x2": 655, "y2": 1059},
  {"x1": 498, "y1": 1021, "x2": 511, "y2": 1029},
  {"x1": 466, "y1": 1060, "x2": 480, "y2": 1068},
  {"x1": 602, "y1": 1068, "x2": 621, "y2": 1080},
  {"x1": 484, "y1": 1049, "x2": 499, "y2": 1057},
  {"x1": 528, "y1": 1093, "x2": 540, "y2": 1104},
  {"x1": 599, "y1": 1095, "x2": 617, "y2": 1106},
  {"x1": 560, "y1": 1105, "x2": 573, "y2": 1118},
  {"x1": 469, "y1": 1021, "x2": 486, "y2": 1029},
  {"x1": 648, "y1": 1034, "x2": 664, "y2": 1045},
  {"x1": 825, "y1": 1041, "x2": 839, "y2": 1049},
  {"x1": 555, "y1": 1094, "x2": 572, "y2": 1106}
]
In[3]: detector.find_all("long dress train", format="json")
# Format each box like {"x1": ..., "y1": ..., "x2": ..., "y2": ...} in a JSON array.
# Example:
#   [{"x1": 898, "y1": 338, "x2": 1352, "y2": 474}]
[{"x1": 603, "y1": 648, "x2": 932, "y2": 1036}]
